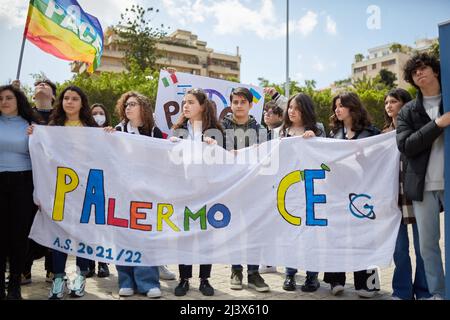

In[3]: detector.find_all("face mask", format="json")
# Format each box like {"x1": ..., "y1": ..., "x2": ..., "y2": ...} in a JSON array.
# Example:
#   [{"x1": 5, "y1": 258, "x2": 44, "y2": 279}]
[{"x1": 93, "y1": 115, "x2": 106, "y2": 126}]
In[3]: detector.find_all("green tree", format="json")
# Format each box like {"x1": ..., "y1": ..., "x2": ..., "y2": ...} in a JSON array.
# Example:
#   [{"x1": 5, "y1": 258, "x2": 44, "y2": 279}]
[
  {"x1": 60, "y1": 59, "x2": 160, "y2": 125},
  {"x1": 390, "y1": 43, "x2": 403, "y2": 53},
  {"x1": 378, "y1": 69, "x2": 397, "y2": 89},
  {"x1": 354, "y1": 53, "x2": 364, "y2": 63},
  {"x1": 115, "y1": 4, "x2": 168, "y2": 72},
  {"x1": 430, "y1": 41, "x2": 440, "y2": 58}
]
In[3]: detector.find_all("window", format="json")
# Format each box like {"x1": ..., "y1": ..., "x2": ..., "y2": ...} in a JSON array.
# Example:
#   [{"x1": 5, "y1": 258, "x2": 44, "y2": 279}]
[
  {"x1": 382, "y1": 59, "x2": 396, "y2": 67},
  {"x1": 354, "y1": 66, "x2": 368, "y2": 74},
  {"x1": 372, "y1": 64, "x2": 377, "y2": 70}
]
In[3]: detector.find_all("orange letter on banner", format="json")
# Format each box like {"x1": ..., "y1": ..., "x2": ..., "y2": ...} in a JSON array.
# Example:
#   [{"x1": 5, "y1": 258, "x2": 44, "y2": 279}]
[{"x1": 130, "y1": 202, "x2": 152, "y2": 231}]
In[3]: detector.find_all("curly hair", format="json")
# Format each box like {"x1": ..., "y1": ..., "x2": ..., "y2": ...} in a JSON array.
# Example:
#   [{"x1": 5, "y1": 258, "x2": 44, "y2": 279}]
[
  {"x1": 403, "y1": 52, "x2": 441, "y2": 89},
  {"x1": 49, "y1": 86, "x2": 97, "y2": 127},
  {"x1": 115, "y1": 91, "x2": 155, "y2": 135},
  {"x1": 329, "y1": 92, "x2": 372, "y2": 134},
  {"x1": 0, "y1": 85, "x2": 42, "y2": 124},
  {"x1": 280, "y1": 93, "x2": 322, "y2": 137},
  {"x1": 173, "y1": 88, "x2": 224, "y2": 133}
]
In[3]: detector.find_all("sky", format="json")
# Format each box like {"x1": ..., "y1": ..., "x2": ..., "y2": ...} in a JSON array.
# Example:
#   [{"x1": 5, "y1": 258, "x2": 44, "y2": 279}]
[{"x1": 0, "y1": 0, "x2": 449, "y2": 89}]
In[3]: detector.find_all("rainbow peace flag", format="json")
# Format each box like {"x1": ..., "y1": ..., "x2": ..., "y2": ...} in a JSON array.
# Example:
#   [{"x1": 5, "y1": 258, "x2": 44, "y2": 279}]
[{"x1": 24, "y1": 0, "x2": 103, "y2": 72}]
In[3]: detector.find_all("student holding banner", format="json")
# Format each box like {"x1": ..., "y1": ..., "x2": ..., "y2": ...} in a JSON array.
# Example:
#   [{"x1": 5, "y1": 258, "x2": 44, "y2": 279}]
[
  {"x1": 0, "y1": 85, "x2": 41, "y2": 300},
  {"x1": 323, "y1": 92, "x2": 381, "y2": 298},
  {"x1": 108, "y1": 91, "x2": 164, "y2": 298},
  {"x1": 383, "y1": 88, "x2": 432, "y2": 300},
  {"x1": 279, "y1": 93, "x2": 325, "y2": 293},
  {"x1": 21, "y1": 79, "x2": 57, "y2": 286},
  {"x1": 171, "y1": 88, "x2": 224, "y2": 297},
  {"x1": 397, "y1": 52, "x2": 450, "y2": 299},
  {"x1": 83, "y1": 103, "x2": 112, "y2": 279},
  {"x1": 29, "y1": 85, "x2": 97, "y2": 299},
  {"x1": 221, "y1": 87, "x2": 270, "y2": 293},
  {"x1": 262, "y1": 101, "x2": 283, "y2": 140}
]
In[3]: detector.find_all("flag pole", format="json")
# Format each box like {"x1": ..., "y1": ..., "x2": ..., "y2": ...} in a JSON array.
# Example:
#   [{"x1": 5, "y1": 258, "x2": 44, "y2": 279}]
[
  {"x1": 285, "y1": 0, "x2": 290, "y2": 98},
  {"x1": 16, "y1": 0, "x2": 32, "y2": 80},
  {"x1": 16, "y1": 33, "x2": 27, "y2": 80}
]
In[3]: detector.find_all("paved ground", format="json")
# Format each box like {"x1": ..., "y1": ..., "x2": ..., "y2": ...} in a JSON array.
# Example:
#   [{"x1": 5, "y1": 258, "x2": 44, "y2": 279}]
[{"x1": 21, "y1": 219, "x2": 445, "y2": 300}]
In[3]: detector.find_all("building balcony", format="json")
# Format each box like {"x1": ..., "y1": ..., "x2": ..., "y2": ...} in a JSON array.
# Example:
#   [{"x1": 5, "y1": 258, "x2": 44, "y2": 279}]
[
  {"x1": 207, "y1": 64, "x2": 240, "y2": 76},
  {"x1": 156, "y1": 57, "x2": 202, "y2": 70}
]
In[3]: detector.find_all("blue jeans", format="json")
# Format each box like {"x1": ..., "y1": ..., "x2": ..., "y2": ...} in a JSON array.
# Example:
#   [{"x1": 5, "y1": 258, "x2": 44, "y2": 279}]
[
  {"x1": 392, "y1": 223, "x2": 431, "y2": 299},
  {"x1": 52, "y1": 250, "x2": 90, "y2": 277},
  {"x1": 286, "y1": 268, "x2": 318, "y2": 278},
  {"x1": 116, "y1": 265, "x2": 160, "y2": 294},
  {"x1": 412, "y1": 190, "x2": 445, "y2": 297},
  {"x1": 232, "y1": 265, "x2": 259, "y2": 274}
]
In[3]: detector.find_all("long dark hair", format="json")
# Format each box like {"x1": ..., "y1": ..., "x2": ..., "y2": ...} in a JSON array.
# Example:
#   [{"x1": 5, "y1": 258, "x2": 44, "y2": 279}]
[
  {"x1": 329, "y1": 92, "x2": 372, "y2": 134},
  {"x1": 49, "y1": 86, "x2": 97, "y2": 127},
  {"x1": 383, "y1": 88, "x2": 412, "y2": 131},
  {"x1": 0, "y1": 85, "x2": 42, "y2": 124},
  {"x1": 115, "y1": 91, "x2": 155, "y2": 135},
  {"x1": 91, "y1": 103, "x2": 112, "y2": 127},
  {"x1": 173, "y1": 88, "x2": 224, "y2": 133},
  {"x1": 280, "y1": 93, "x2": 321, "y2": 137}
]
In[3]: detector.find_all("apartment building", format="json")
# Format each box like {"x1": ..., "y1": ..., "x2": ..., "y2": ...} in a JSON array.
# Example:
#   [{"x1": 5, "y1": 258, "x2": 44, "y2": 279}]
[
  {"x1": 351, "y1": 38, "x2": 438, "y2": 89},
  {"x1": 71, "y1": 28, "x2": 241, "y2": 81}
]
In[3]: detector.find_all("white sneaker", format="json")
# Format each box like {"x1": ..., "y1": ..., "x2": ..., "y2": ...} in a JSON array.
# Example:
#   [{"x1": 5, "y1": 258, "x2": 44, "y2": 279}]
[
  {"x1": 356, "y1": 289, "x2": 377, "y2": 298},
  {"x1": 70, "y1": 275, "x2": 86, "y2": 298},
  {"x1": 159, "y1": 265, "x2": 176, "y2": 280},
  {"x1": 259, "y1": 266, "x2": 277, "y2": 274},
  {"x1": 147, "y1": 287, "x2": 162, "y2": 298},
  {"x1": 48, "y1": 277, "x2": 67, "y2": 300},
  {"x1": 119, "y1": 288, "x2": 135, "y2": 297},
  {"x1": 330, "y1": 283, "x2": 345, "y2": 296}
]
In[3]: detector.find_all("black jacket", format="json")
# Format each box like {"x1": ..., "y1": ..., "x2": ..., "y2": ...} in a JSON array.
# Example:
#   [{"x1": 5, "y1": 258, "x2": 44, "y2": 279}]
[
  {"x1": 330, "y1": 125, "x2": 380, "y2": 140},
  {"x1": 221, "y1": 114, "x2": 265, "y2": 150},
  {"x1": 115, "y1": 121, "x2": 164, "y2": 138},
  {"x1": 396, "y1": 94, "x2": 444, "y2": 201}
]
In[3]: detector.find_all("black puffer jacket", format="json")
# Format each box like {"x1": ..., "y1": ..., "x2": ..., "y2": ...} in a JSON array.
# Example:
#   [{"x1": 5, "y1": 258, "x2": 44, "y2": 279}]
[
  {"x1": 329, "y1": 125, "x2": 380, "y2": 140},
  {"x1": 396, "y1": 94, "x2": 444, "y2": 201}
]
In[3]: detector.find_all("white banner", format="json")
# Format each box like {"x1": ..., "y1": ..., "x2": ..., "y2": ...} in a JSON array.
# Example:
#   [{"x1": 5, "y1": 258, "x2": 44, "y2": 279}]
[
  {"x1": 154, "y1": 70, "x2": 265, "y2": 136},
  {"x1": 29, "y1": 126, "x2": 401, "y2": 272}
]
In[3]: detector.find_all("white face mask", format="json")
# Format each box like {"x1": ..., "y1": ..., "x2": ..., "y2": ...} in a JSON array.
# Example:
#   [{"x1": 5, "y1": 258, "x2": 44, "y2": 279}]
[{"x1": 93, "y1": 115, "x2": 106, "y2": 126}]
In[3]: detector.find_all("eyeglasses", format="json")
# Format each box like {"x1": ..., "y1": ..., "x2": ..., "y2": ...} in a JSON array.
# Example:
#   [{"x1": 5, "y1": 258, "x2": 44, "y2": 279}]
[{"x1": 125, "y1": 101, "x2": 139, "y2": 108}]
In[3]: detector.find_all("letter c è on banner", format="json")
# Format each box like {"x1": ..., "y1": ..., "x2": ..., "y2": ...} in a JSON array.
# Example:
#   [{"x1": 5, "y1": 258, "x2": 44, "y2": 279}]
[{"x1": 277, "y1": 171, "x2": 302, "y2": 226}]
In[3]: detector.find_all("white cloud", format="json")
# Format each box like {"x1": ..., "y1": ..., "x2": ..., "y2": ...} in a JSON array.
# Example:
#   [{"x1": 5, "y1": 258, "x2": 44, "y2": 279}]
[
  {"x1": 0, "y1": 0, "x2": 137, "y2": 30},
  {"x1": 326, "y1": 15, "x2": 337, "y2": 35},
  {"x1": 162, "y1": 0, "x2": 320, "y2": 39},
  {"x1": 78, "y1": 0, "x2": 138, "y2": 26},
  {"x1": 294, "y1": 11, "x2": 318, "y2": 36},
  {"x1": 0, "y1": 0, "x2": 28, "y2": 29}
]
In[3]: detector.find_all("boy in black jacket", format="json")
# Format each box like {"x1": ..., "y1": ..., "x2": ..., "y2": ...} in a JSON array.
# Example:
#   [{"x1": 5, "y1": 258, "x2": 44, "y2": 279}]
[
  {"x1": 397, "y1": 52, "x2": 450, "y2": 299},
  {"x1": 221, "y1": 87, "x2": 270, "y2": 293}
]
